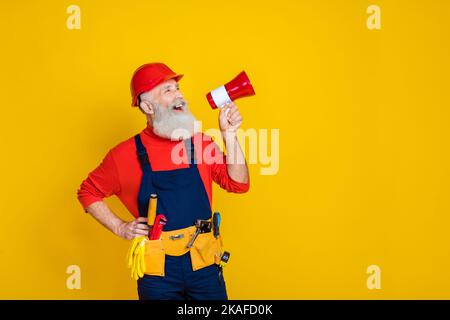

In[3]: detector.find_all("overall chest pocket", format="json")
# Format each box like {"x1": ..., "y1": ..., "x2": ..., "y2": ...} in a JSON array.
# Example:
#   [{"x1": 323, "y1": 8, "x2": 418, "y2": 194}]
[{"x1": 152, "y1": 167, "x2": 197, "y2": 191}]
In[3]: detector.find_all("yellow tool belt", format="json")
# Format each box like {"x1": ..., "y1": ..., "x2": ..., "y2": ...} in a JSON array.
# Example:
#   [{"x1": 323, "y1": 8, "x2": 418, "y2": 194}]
[{"x1": 143, "y1": 225, "x2": 224, "y2": 277}]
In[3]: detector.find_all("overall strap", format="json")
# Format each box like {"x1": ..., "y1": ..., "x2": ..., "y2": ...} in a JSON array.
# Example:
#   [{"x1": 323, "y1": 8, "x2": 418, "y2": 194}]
[
  {"x1": 134, "y1": 134, "x2": 155, "y2": 218},
  {"x1": 184, "y1": 136, "x2": 197, "y2": 168},
  {"x1": 185, "y1": 136, "x2": 212, "y2": 220}
]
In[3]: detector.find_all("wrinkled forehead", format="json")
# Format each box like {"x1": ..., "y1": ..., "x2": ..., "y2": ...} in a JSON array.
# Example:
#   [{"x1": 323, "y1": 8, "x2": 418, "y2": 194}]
[
  {"x1": 154, "y1": 78, "x2": 178, "y2": 92},
  {"x1": 141, "y1": 78, "x2": 178, "y2": 100}
]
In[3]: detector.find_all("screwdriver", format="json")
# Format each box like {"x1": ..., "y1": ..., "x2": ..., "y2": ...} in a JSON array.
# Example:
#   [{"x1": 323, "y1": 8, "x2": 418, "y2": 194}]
[{"x1": 213, "y1": 212, "x2": 221, "y2": 238}]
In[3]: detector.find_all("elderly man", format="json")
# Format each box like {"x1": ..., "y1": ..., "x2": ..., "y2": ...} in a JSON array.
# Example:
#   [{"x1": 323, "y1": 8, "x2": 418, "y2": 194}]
[{"x1": 77, "y1": 63, "x2": 249, "y2": 300}]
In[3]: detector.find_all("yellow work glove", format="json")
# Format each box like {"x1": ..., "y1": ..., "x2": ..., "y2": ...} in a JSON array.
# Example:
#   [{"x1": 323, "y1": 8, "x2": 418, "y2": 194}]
[{"x1": 126, "y1": 236, "x2": 148, "y2": 280}]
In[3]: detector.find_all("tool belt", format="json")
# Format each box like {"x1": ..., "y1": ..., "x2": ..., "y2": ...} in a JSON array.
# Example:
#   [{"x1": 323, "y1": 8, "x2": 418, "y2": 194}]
[{"x1": 143, "y1": 225, "x2": 224, "y2": 277}]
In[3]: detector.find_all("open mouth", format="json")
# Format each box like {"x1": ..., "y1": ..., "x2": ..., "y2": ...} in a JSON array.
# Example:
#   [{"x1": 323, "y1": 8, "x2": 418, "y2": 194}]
[{"x1": 172, "y1": 102, "x2": 185, "y2": 112}]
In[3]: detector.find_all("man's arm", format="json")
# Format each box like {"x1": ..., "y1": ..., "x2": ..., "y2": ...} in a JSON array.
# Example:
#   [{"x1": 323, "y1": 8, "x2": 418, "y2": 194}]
[
  {"x1": 219, "y1": 102, "x2": 249, "y2": 184},
  {"x1": 221, "y1": 130, "x2": 249, "y2": 183},
  {"x1": 77, "y1": 150, "x2": 150, "y2": 240},
  {"x1": 85, "y1": 201, "x2": 150, "y2": 240}
]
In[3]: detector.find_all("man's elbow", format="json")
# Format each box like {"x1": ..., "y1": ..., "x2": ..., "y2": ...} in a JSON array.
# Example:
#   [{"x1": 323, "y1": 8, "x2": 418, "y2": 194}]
[
  {"x1": 235, "y1": 184, "x2": 250, "y2": 194},
  {"x1": 77, "y1": 185, "x2": 103, "y2": 214},
  {"x1": 227, "y1": 178, "x2": 250, "y2": 194}
]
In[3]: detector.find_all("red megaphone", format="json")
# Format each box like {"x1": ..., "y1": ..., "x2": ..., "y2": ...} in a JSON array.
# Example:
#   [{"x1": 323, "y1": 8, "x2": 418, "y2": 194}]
[{"x1": 206, "y1": 71, "x2": 256, "y2": 109}]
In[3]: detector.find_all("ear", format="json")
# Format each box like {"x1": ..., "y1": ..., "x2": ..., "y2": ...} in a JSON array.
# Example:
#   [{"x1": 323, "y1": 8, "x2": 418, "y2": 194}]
[{"x1": 139, "y1": 100, "x2": 155, "y2": 115}]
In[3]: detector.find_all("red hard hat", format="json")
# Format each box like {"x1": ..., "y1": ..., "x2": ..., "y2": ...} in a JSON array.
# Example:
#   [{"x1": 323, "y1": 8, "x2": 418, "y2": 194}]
[{"x1": 130, "y1": 63, "x2": 184, "y2": 107}]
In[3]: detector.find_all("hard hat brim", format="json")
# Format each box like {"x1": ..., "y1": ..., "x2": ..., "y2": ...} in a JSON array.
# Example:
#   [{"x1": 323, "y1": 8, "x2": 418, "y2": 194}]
[{"x1": 132, "y1": 73, "x2": 184, "y2": 107}]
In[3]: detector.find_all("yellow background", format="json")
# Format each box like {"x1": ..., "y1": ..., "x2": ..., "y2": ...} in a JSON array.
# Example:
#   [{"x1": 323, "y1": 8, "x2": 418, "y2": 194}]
[{"x1": 0, "y1": 0, "x2": 449, "y2": 299}]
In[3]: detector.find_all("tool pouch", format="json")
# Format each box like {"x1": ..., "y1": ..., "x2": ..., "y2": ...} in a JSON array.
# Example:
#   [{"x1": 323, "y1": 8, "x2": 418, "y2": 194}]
[
  {"x1": 161, "y1": 226, "x2": 196, "y2": 256},
  {"x1": 143, "y1": 238, "x2": 165, "y2": 276},
  {"x1": 190, "y1": 232, "x2": 223, "y2": 271},
  {"x1": 143, "y1": 226, "x2": 223, "y2": 276},
  {"x1": 143, "y1": 226, "x2": 198, "y2": 277}
]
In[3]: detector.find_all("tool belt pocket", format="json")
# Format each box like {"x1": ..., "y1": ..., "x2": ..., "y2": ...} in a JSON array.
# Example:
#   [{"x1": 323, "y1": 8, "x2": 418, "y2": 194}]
[
  {"x1": 143, "y1": 239, "x2": 165, "y2": 276},
  {"x1": 190, "y1": 232, "x2": 223, "y2": 271}
]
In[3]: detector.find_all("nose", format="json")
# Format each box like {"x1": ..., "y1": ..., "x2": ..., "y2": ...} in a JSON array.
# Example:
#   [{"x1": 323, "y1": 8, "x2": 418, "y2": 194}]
[{"x1": 175, "y1": 91, "x2": 183, "y2": 100}]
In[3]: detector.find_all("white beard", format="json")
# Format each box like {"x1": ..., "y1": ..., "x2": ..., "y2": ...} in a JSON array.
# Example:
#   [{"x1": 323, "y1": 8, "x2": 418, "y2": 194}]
[{"x1": 152, "y1": 100, "x2": 197, "y2": 141}]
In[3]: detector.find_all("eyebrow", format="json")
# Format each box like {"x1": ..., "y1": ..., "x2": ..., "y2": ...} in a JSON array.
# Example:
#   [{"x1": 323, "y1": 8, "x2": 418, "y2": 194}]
[{"x1": 162, "y1": 83, "x2": 180, "y2": 90}]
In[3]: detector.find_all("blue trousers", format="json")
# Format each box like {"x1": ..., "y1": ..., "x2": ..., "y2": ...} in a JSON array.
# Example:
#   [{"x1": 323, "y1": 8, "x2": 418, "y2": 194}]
[{"x1": 137, "y1": 252, "x2": 228, "y2": 300}]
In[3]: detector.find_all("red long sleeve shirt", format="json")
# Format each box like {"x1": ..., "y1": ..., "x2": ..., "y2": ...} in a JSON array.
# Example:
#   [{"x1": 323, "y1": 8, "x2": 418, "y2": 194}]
[{"x1": 77, "y1": 123, "x2": 249, "y2": 217}]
